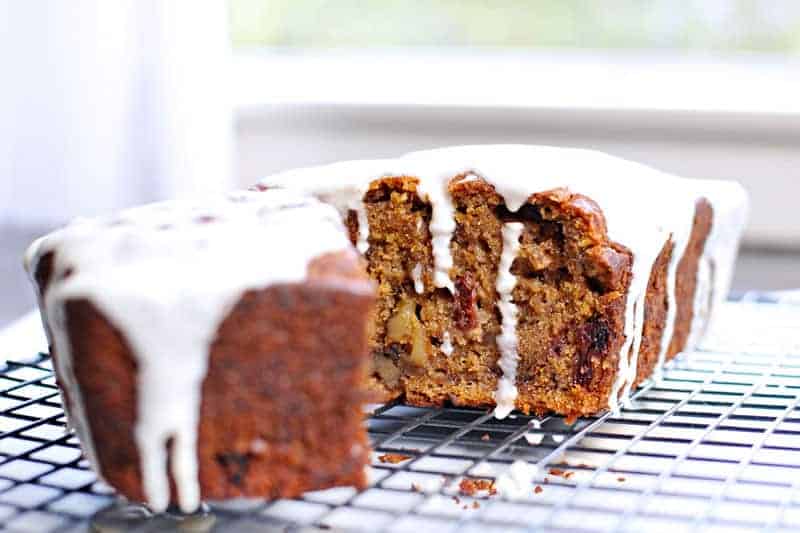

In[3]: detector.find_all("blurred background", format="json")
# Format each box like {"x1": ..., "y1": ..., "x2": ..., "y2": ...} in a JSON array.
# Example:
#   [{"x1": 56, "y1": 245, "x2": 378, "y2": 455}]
[{"x1": 1, "y1": 0, "x2": 799, "y2": 327}]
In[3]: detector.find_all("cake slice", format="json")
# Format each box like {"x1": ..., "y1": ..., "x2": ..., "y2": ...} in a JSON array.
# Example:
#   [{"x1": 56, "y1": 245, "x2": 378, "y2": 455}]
[
  {"x1": 259, "y1": 145, "x2": 748, "y2": 419},
  {"x1": 25, "y1": 189, "x2": 375, "y2": 512}
]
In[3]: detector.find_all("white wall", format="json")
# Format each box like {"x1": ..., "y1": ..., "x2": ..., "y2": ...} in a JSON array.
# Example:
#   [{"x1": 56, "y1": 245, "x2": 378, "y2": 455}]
[{"x1": 0, "y1": 0, "x2": 234, "y2": 226}]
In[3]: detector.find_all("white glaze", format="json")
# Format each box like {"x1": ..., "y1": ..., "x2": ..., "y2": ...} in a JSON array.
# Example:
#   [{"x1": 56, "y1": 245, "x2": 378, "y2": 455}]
[
  {"x1": 23, "y1": 246, "x2": 102, "y2": 476},
  {"x1": 687, "y1": 180, "x2": 749, "y2": 348},
  {"x1": 25, "y1": 189, "x2": 355, "y2": 513},
  {"x1": 441, "y1": 331, "x2": 453, "y2": 356},
  {"x1": 493, "y1": 222, "x2": 524, "y2": 419},
  {"x1": 411, "y1": 263, "x2": 424, "y2": 294},
  {"x1": 687, "y1": 257, "x2": 714, "y2": 348},
  {"x1": 494, "y1": 459, "x2": 538, "y2": 499},
  {"x1": 523, "y1": 432, "x2": 544, "y2": 445},
  {"x1": 415, "y1": 175, "x2": 457, "y2": 292},
  {"x1": 261, "y1": 145, "x2": 748, "y2": 416}
]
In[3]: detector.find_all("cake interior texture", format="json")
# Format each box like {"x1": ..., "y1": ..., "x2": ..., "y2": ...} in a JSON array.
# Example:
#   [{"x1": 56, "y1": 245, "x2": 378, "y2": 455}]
[
  {"x1": 263, "y1": 144, "x2": 748, "y2": 421},
  {"x1": 346, "y1": 178, "x2": 709, "y2": 418}
]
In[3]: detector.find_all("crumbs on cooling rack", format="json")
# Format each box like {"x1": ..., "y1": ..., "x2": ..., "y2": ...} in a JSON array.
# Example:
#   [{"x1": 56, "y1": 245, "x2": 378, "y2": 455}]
[
  {"x1": 556, "y1": 461, "x2": 593, "y2": 469},
  {"x1": 617, "y1": 476, "x2": 626, "y2": 482},
  {"x1": 534, "y1": 485, "x2": 543, "y2": 494},
  {"x1": 481, "y1": 433, "x2": 491, "y2": 441},
  {"x1": 378, "y1": 453, "x2": 412, "y2": 464},
  {"x1": 548, "y1": 468, "x2": 574, "y2": 479},
  {"x1": 459, "y1": 478, "x2": 497, "y2": 497},
  {"x1": 452, "y1": 494, "x2": 482, "y2": 509}
]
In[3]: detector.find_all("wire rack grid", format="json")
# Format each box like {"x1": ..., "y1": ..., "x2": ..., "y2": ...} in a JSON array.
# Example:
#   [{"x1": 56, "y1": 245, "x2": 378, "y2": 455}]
[{"x1": 0, "y1": 301, "x2": 798, "y2": 532}]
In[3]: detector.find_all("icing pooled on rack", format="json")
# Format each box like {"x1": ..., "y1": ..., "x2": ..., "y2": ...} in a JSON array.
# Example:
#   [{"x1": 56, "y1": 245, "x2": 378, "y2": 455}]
[
  {"x1": 261, "y1": 144, "x2": 748, "y2": 416},
  {"x1": 24, "y1": 189, "x2": 354, "y2": 513}
]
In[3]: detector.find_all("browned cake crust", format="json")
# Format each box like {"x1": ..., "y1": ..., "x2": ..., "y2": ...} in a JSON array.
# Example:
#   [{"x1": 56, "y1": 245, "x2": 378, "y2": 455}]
[
  {"x1": 347, "y1": 177, "x2": 713, "y2": 418},
  {"x1": 36, "y1": 251, "x2": 374, "y2": 506},
  {"x1": 669, "y1": 199, "x2": 714, "y2": 357},
  {"x1": 635, "y1": 240, "x2": 672, "y2": 386}
]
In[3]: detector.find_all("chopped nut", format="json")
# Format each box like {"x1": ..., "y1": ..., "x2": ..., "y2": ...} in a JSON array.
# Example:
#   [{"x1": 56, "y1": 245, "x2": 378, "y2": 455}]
[
  {"x1": 453, "y1": 272, "x2": 478, "y2": 331},
  {"x1": 387, "y1": 299, "x2": 429, "y2": 366},
  {"x1": 458, "y1": 478, "x2": 496, "y2": 497},
  {"x1": 534, "y1": 485, "x2": 543, "y2": 494},
  {"x1": 373, "y1": 354, "x2": 401, "y2": 387}
]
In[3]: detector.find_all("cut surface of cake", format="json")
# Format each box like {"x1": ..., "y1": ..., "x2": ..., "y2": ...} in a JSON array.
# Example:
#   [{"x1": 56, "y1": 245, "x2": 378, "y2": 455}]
[
  {"x1": 259, "y1": 144, "x2": 749, "y2": 420},
  {"x1": 25, "y1": 189, "x2": 376, "y2": 512}
]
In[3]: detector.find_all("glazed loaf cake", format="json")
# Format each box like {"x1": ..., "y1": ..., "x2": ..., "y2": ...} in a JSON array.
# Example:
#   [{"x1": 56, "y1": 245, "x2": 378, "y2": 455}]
[
  {"x1": 260, "y1": 145, "x2": 749, "y2": 419},
  {"x1": 25, "y1": 189, "x2": 376, "y2": 512}
]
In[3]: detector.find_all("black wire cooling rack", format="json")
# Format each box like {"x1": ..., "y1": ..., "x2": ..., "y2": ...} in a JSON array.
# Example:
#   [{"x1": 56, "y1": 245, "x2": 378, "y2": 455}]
[{"x1": 0, "y1": 301, "x2": 799, "y2": 532}]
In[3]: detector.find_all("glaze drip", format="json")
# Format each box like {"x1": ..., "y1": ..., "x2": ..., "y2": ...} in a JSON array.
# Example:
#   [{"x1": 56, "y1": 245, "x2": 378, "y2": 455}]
[{"x1": 493, "y1": 222, "x2": 524, "y2": 419}]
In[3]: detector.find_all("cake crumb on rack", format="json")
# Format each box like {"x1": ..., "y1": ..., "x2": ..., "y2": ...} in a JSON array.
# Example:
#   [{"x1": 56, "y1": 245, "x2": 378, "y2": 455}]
[
  {"x1": 378, "y1": 453, "x2": 412, "y2": 464},
  {"x1": 459, "y1": 478, "x2": 497, "y2": 496}
]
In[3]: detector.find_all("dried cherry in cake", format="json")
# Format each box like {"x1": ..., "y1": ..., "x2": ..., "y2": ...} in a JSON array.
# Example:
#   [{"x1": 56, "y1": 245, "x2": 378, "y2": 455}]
[{"x1": 453, "y1": 272, "x2": 478, "y2": 331}]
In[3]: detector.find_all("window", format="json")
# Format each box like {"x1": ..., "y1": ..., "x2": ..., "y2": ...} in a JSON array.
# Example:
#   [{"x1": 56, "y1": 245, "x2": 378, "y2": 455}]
[{"x1": 230, "y1": 0, "x2": 800, "y2": 52}]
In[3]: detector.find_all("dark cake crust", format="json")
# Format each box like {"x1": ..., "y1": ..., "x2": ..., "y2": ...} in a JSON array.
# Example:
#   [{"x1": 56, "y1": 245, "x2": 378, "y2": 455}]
[
  {"x1": 635, "y1": 240, "x2": 673, "y2": 386},
  {"x1": 38, "y1": 251, "x2": 374, "y2": 506},
  {"x1": 668, "y1": 199, "x2": 714, "y2": 357}
]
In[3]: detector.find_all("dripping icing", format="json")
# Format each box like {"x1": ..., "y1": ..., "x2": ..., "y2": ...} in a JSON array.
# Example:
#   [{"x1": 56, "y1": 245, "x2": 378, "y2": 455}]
[
  {"x1": 411, "y1": 263, "x2": 424, "y2": 294},
  {"x1": 493, "y1": 222, "x2": 524, "y2": 419},
  {"x1": 415, "y1": 177, "x2": 456, "y2": 292},
  {"x1": 441, "y1": 331, "x2": 453, "y2": 356},
  {"x1": 24, "y1": 240, "x2": 102, "y2": 477}
]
